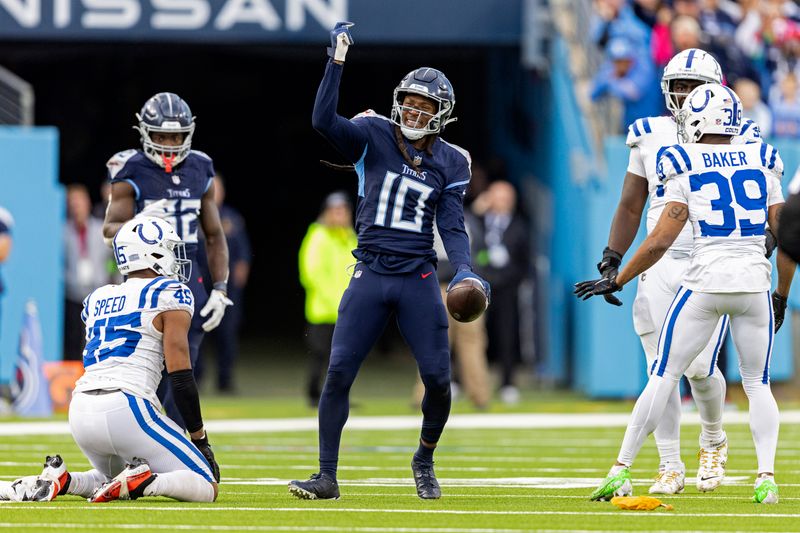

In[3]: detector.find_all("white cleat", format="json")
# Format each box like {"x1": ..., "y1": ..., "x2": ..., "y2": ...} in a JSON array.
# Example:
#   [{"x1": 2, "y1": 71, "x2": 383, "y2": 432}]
[
  {"x1": 649, "y1": 469, "x2": 685, "y2": 494},
  {"x1": 696, "y1": 439, "x2": 728, "y2": 492}
]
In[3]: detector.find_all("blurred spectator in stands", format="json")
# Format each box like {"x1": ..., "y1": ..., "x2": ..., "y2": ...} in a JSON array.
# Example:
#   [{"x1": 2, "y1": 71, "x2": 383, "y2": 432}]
[
  {"x1": 299, "y1": 192, "x2": 357, "y2": 408},
  {"x1": 592, "y1": 0, "x2": 651, "y2": 54},
  {"x1": 0, "y1": 206, "x2": 12, "y2": 342},
  {"x1": 769, "y1": 71, "x2": 800, "y2": 138},
  {"x1": 652, "y1": 3, "x2": 676, "y2": 68},
  {"x1": 590, "y1": 37, "x2": 664, "y2": 132},
  {"x1": 472, "y1": 181, "x2": 531, "y2": 405},
  {"x1": 671, "y1": 14, "x2": 703, "y2": 52},
  {"x1": 633, "y1": 0, "x2": 661, "y2": 28},
  {"x1": 205, "y1": 174, "x2": 251, "y2": 393},
  {"x1": 63, "y1": 184, "x2": 112, "y2": 360},
  {"x1": 735, "y1": 77, "x2": 773, "y2": 136},
  {"x1": 412, "y1": 212, "x2": 491, "y2": 411},
  {"x1": 699, "y1": 0, "x2": 760, "y2": 85}
]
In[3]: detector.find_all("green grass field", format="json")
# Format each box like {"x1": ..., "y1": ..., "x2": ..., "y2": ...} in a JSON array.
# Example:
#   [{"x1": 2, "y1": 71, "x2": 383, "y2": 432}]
[{"x1": 2, "y1": 393, "x2": 799, "y2": 533}]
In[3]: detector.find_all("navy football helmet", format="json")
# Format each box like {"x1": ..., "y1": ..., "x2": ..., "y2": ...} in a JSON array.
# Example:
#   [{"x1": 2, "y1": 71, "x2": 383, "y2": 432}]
[
  {"x1": 134, "y1": 92, "x2": 195, "y2": 170},
  {"x1": 390, "y1": 67, "x2": 456, "y2": 140}
]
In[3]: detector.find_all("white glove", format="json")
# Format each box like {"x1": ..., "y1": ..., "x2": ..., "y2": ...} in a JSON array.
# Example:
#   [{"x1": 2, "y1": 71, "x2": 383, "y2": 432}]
[
  {"x1": 200, "y1": 289, "x2": 233, "y2": 332},
  {"x1": 137, "y1": 198, "x2": 170, "y2": 219},
  {"x1": 327, "y1": 22, "x2": 354, "y2": 62}
]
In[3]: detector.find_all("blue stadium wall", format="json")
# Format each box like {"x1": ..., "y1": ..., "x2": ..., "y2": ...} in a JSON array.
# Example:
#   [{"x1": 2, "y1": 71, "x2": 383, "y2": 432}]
[{"x1": 0, "y1": 127, "x2": 63, "y2": 383}]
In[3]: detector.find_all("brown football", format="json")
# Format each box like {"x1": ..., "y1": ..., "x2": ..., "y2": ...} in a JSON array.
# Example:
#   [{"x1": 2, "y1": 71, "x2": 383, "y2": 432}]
[{"x1": 446, "y1": 278, "x2": 489, "y2": 323}]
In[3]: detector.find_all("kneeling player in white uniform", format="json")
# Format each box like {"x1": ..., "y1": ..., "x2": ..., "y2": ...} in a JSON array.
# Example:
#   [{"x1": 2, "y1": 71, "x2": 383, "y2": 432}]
[
  {"x1": 578, "y1": 83, "x2": 794, "y2": 504},
  {"x1": 1, "y1": 217, "x2": 220, "y2": 503}
]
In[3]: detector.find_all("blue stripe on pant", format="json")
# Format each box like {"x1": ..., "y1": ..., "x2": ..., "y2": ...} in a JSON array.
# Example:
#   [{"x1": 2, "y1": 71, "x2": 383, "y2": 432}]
[
  {"x1": 656, "y1": 288, "x2": 693, "y2": 377},
  {"x1": 318, "y1": 263, "x2": 451, "y2": 477},
  {"x1": 125, "y1": 393, "x2": 214, "y2": 483}
]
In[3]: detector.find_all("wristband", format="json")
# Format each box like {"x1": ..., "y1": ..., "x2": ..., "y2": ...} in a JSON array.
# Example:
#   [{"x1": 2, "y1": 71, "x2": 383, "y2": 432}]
[{"x1": 213, "y1": 281, "x2": 228, "y2": 293}]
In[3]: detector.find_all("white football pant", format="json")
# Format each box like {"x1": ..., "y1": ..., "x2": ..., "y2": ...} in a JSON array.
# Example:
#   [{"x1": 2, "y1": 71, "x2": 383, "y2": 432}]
[
  {"x1": 618, "y1": 290, "x2": 779, "y2": 474},
  {"x1": 68, "y1": 390, "x2": 216, "y2": 502},
  {"x1": 634, "y1": 253, "x2": 728, "y2": 464}
]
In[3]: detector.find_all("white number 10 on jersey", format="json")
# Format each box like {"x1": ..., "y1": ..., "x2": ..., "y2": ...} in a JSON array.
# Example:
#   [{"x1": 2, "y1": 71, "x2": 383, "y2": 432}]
[{"x1": 374, "y1": 171, "x2": 434, "y2": 233}]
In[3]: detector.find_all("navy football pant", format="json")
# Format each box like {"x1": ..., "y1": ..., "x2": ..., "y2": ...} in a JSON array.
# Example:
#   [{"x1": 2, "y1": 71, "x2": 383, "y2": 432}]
[
  {"x1": 318, "y1": 263, "x2": 451, "y2": 477},
  {"x1": 156, "y1": 267, "x2": 209, "y2": 430}
]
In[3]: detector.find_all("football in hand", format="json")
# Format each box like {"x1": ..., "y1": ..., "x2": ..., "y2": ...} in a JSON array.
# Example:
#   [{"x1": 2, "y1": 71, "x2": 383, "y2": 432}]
[{"x1": 446, "y1": 278, "x2": 488, "y2": 323}]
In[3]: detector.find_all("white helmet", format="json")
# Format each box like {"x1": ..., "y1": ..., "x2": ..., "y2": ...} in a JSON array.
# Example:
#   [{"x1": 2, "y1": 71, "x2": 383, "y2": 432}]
[
  {"x1": 677, "y1": 83, "x2": 742, "y2": 143},
  {"x1": 661, "y1": 49, "x2": 723, "y2": 115},
  {"x1": 113, "y1": 216, "x2": 190, "y2": 282}
]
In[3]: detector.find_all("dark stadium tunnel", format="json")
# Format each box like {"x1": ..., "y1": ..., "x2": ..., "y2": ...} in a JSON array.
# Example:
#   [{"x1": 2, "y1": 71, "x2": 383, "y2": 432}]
[{"x1": 0, "y1": 42, "x2": 493, "y2": 339}]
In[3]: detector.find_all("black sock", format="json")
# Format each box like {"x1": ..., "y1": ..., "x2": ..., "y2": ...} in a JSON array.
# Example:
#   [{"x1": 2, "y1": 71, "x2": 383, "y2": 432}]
[
  {"x1": 413, "y1": 440, "x2": 435, "y2": 466},
  {"x1": 58, "y1": 473, "x2": 71, "y2": 496}
]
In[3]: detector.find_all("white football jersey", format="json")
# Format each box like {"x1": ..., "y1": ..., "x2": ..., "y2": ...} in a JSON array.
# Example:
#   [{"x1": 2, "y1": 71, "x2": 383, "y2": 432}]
[
  {"x1": 657, "y1": 141, "x2": 784, "y2": 293},
  {"x1": 75, "y1": 276, "x2": 194, "y2": 408},
  {"x1": 626, "y1": 116, "x2": 761, "y2": 253},
  {"x1": 626, "y1": 116, "x2": 693, "y2": 252}
]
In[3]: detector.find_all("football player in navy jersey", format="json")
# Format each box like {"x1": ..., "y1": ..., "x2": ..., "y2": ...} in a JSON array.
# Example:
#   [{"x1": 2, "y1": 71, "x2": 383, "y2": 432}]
[
  {"x1": 103, "y1": 92, "x2": 231, "y2": 430},
  {"x1": 288, "y1": 22, "x2": 490, "y2": 501}
]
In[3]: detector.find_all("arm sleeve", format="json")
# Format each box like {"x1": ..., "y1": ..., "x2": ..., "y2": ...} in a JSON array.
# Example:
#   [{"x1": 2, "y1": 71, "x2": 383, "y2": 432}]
[
  {"x1": 626, "y1": 146, "x2": 646, "y2": 177},
  {"x1": 761, "y1": 143, "x2": 784, "y2": 183},
  {"x1": 768, "y1": 174, "x2": 785, "y2": 206},
  {"x1": 311, "y1": 60, "x2": 369, "y2": 162},
  {"x1": 168, "y1": 369, "x2": 204, "y2": 434},
  {"x1": 154, "y1": 281, "x2": 195, "y2": 317},
  {"x1": 436, "y1": 193, "x2": 471, "y2": 271},
  {"x1": 663, "y1": 176, "x2": 689, "y2": 204}
]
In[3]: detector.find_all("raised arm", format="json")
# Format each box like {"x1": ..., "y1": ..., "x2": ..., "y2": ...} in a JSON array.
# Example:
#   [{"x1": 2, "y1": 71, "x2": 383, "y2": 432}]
[{"x1": 311, "y1": 24, "x2": 369, "y2": 163}]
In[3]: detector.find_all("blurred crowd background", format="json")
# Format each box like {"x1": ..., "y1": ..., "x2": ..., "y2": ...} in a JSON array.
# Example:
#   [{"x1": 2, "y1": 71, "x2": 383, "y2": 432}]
[{"x1": 589, "y1": 0, "x2": 800, "y2": 136}]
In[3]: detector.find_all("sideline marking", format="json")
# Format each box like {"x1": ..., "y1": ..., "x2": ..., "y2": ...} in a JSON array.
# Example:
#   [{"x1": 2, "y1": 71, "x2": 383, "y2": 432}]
[
  {"x1": 2, "y1": 411, "x2": 800, "y2": 436},
  {"x1": 1, "y1": 525, "x2": 796, "y2": 533},
  {"x1": 1, "y1": 505, "x2": 799, "y2": 518}
]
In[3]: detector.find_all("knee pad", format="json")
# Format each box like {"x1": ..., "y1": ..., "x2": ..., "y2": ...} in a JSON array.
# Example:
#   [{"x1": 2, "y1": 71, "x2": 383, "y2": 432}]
[
  {"x1": 420, "y1": 371, "x2": 451, "y2": 396},
  {"x1": 322, "y1": 368, "x2": 358, "y2": 394}
]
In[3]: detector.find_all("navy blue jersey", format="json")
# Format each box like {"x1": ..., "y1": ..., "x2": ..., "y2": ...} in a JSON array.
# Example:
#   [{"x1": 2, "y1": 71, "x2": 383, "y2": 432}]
[
  {"x1": 107, "y1": 149, "x2": 215, "y2": 258},
  {"x1": 313, "y1": 60, "x2": 472, "y2": 274}
]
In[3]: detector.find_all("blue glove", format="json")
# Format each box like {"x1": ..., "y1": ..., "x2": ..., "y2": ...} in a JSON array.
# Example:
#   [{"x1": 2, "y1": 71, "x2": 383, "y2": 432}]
[
  {"x1": 327, "y1": 21, "x2": 354, "y2": 62},
  {"x1": 447, "y1": 266, "x2": 491, "y2": 303}
]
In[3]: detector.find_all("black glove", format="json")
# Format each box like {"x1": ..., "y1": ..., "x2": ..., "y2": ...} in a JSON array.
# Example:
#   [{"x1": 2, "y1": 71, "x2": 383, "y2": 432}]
[
  {"x1": 765, "y1": 228, "x2": 778, "y2": 259},
  {"x1": 772, "y1": 291, "x2": 788, "y2": 333},
  {"x1": 192, "y1": 433, "x2": 221, "y2": 483},
  {"x1": 574, "y1": 276, "x2": 622, "y2": 301},
  {"x1": 595, "y1": 247, "x2": 623, "y2": 306}
]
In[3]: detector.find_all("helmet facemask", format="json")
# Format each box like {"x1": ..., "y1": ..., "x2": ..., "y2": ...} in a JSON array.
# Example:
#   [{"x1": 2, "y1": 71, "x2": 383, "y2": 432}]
[
  {"x1": 391, "y1": 88, "x2": 456, "y2": 140},
  {"x1": 661, "y1": 49, "x2": 723, "y2": 116},
  {"x1": 135, "y1": 117, "x2": 195, "y2": 173}
]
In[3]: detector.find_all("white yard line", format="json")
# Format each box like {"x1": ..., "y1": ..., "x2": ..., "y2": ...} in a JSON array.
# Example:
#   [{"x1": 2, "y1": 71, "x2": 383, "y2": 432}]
[
  {"x1": 2, "y1": 525, "x2": 796, "y2": 533},
  {"x1": 4, "y1": 526, "x2": 800, "y2": 533},
  {"x1": 3, "y1": 411, "x2": 800, "y2": 436},
  {"x1": 1, "y1": 506, "x2": 799, "y2": 518}
]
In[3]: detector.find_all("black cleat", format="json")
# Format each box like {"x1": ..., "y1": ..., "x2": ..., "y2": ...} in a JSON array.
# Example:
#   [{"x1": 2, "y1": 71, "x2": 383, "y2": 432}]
[
  {"x1": 288, "y1": 473, "x2": 340, "y2": 500},
  {"x1": 412, "y1": 461, "x2": 441, "y2": 499}
]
